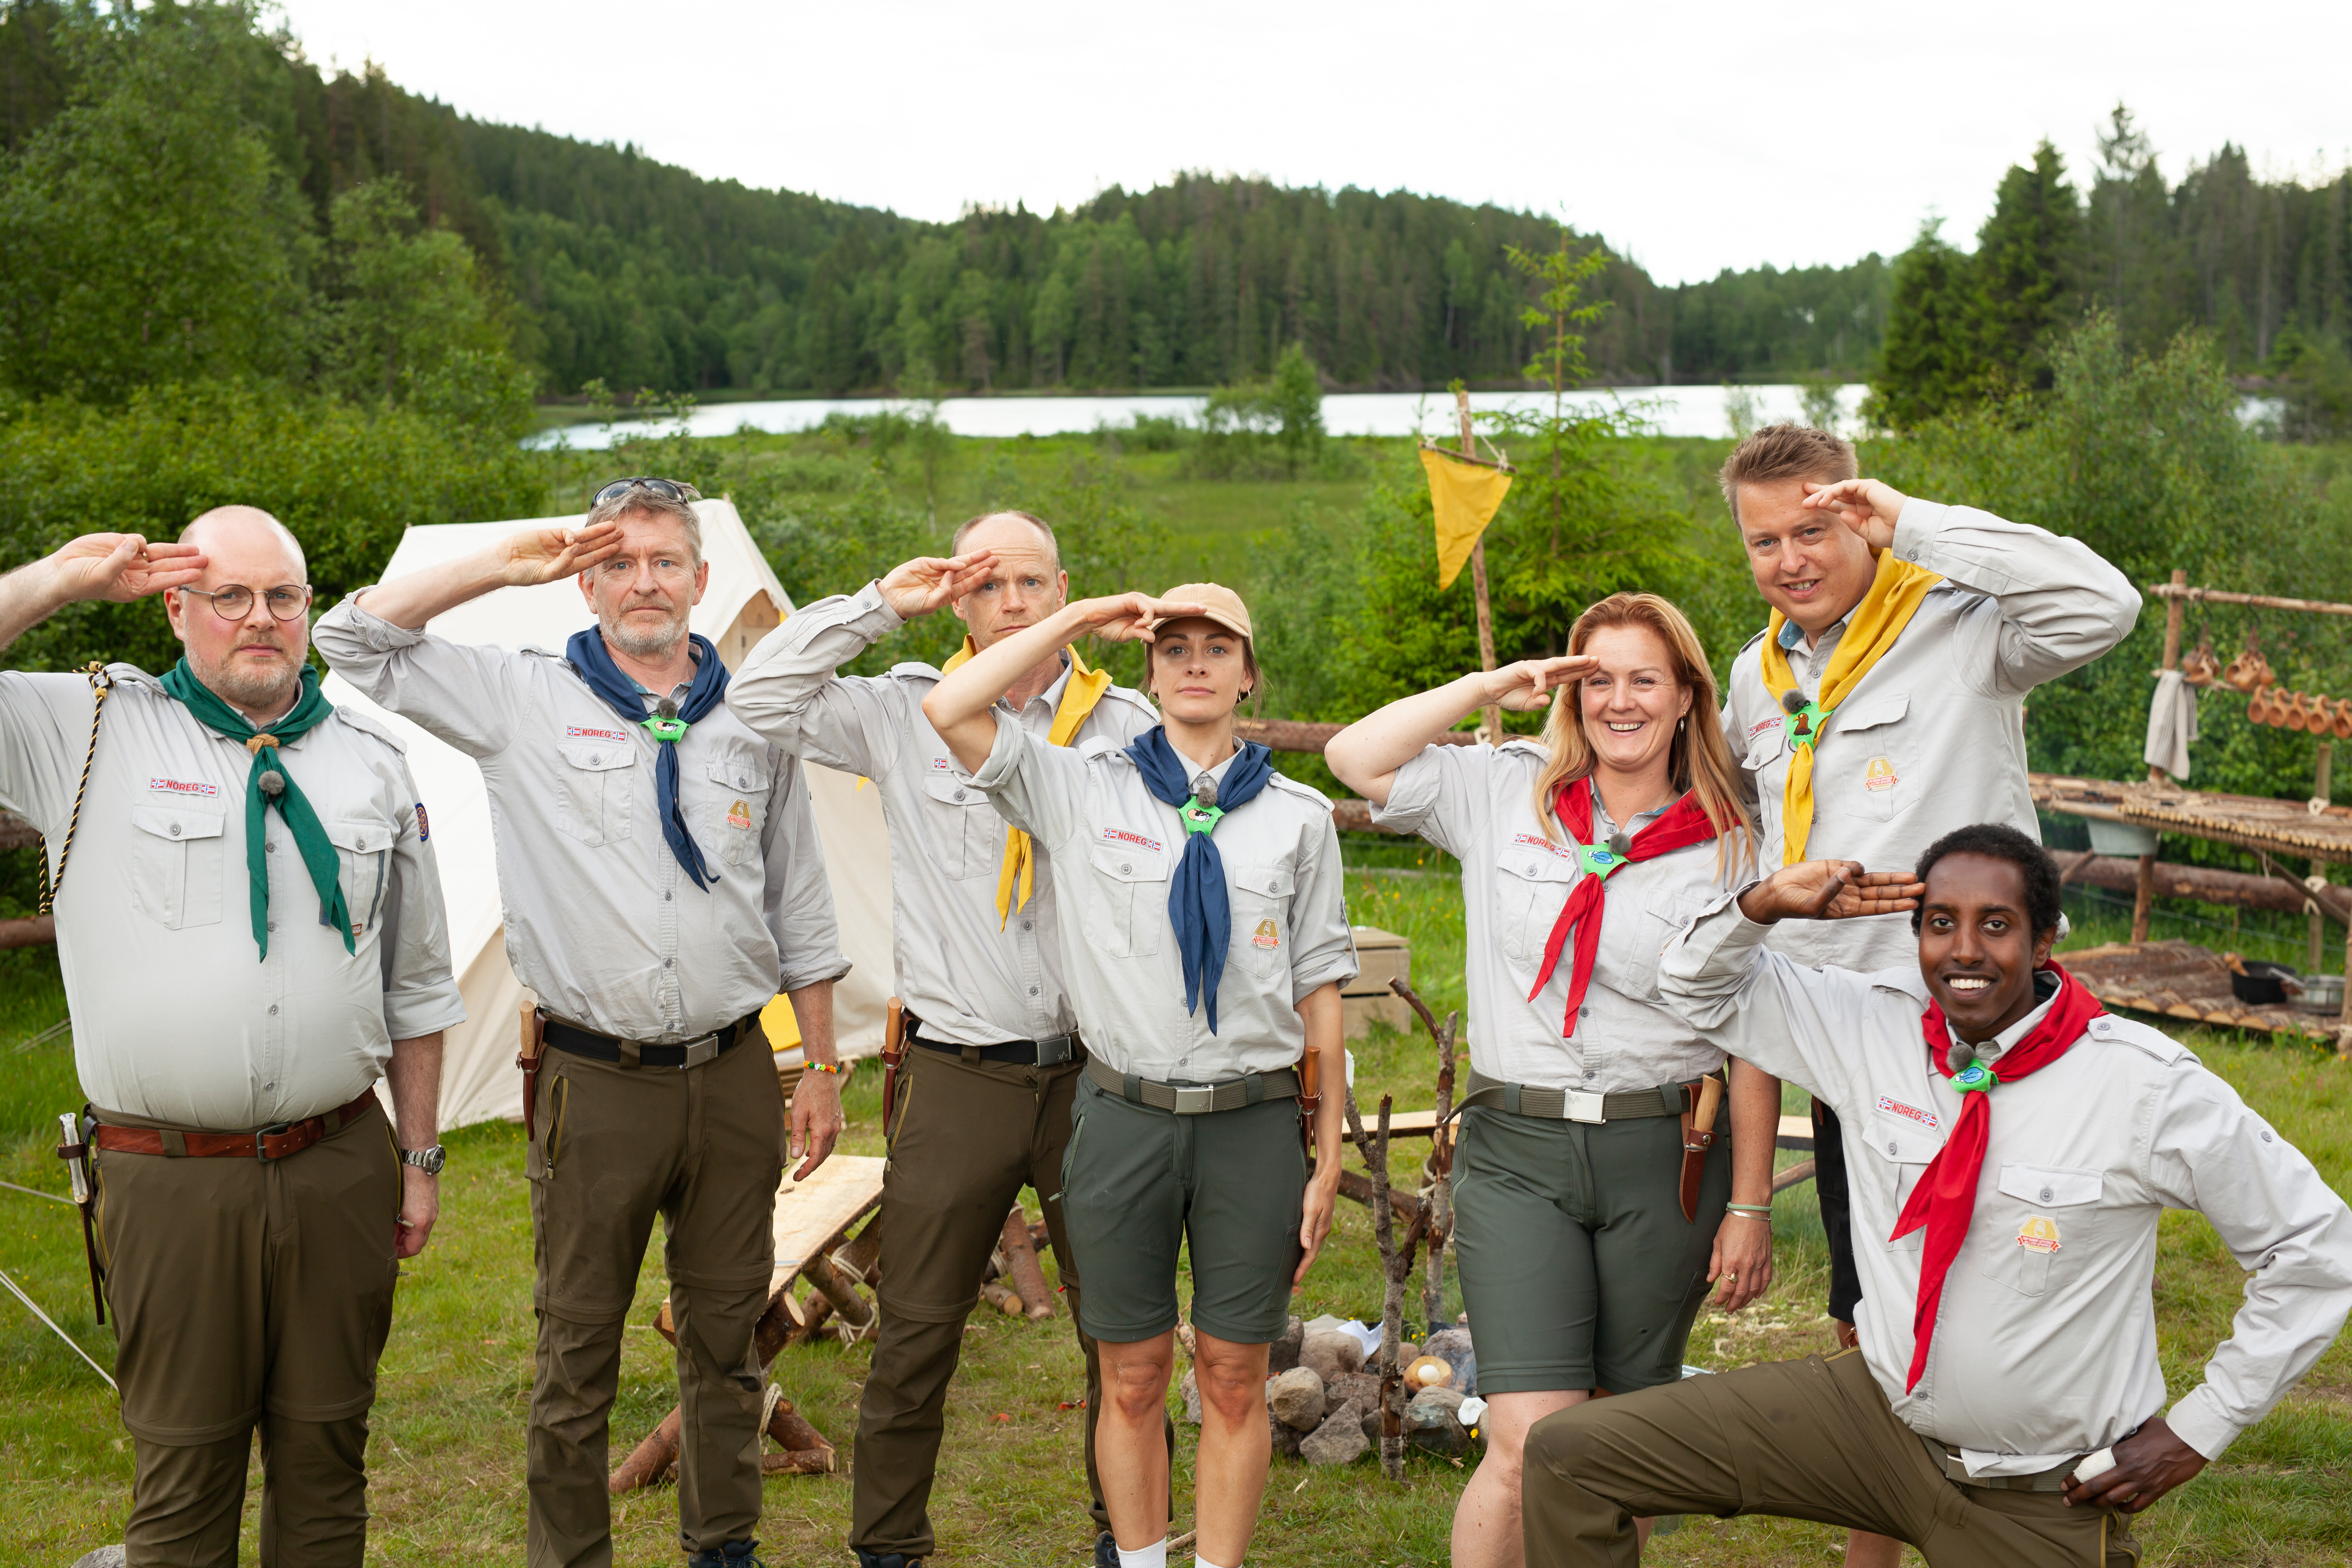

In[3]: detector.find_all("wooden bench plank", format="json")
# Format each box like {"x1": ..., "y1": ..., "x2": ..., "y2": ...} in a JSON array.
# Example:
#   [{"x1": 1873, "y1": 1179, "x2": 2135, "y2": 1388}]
[{"x1": 768, "y1": 1155, "x2": 886, "y2": 1299}]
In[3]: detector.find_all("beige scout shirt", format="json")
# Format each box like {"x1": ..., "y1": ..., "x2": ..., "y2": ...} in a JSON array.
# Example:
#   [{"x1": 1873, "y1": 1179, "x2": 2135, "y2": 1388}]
[
  {"x1": 315, "y1": 601, "x2": 848, "y2": 1043},
  {"x1": 725, "y1": 581, "x2": 1158, "y2": 1047},
  {"x1": 1660, "y1": 898, "x2": 2352, "y2": 1472},
  {"x1": 0, "y1": 666, "x2": 464, "y2": 1128},
  {"x1": 1720, "y1": 500, "x2": 2141, "y2": 972},
  {"x1": 969, "y1": 721, "x2": 1358, "y2": 1081},
  {"x1": 1371, "y1": 740, "x2": 1738, "y2": 1093}
]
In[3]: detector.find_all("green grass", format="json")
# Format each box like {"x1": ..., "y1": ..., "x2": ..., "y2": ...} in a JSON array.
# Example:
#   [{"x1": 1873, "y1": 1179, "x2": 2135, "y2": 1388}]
[{"x1": 3, "y1": 866, "x2": 2349, "y2": 1565}]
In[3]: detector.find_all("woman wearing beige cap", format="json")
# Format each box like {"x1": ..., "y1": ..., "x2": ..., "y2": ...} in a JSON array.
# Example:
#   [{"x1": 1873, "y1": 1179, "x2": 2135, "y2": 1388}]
[
  {"x1": 925, "y1": 582, "x2": 1357, "y2": 1568},
  {"x1": 1326, "y1": 592, "x2": 1778, "y2": 1568}
]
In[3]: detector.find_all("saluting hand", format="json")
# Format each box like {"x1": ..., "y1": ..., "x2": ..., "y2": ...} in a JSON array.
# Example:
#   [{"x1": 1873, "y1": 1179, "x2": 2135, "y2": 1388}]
[
  {"x1": 1800, "y1": 478, "x2": 1909, "y2": 552},
  {"x1": 499, "y1": 519, "x2": 626, "y2": 585},
  {"x1": 1062, "y1": 592, "x2": 1207, "y2": 644},
  {"x1": 1738, "y1": 861, "x2": 1924, "y2": 925},
  {"x1": 879, "y1": 550, "x2": 999, "y2": 619},
  {"x1": 1486, "y1": 654, "x2": 1598, "y2": 712},
  {"x1": 45, "y1": 533, "x2": 209, "y2": 605}
]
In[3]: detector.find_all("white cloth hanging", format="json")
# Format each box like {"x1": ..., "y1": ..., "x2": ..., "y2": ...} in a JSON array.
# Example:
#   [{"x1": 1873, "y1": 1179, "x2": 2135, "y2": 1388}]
[{"x1": 2144, "y1": 669, "x2": 2199, "y2": 779}]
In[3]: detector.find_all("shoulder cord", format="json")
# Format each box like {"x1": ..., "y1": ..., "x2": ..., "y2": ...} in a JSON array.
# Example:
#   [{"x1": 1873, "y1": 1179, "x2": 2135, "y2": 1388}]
[{"x1": 35, "y1": 663, "x2": 114, "y2": 918}]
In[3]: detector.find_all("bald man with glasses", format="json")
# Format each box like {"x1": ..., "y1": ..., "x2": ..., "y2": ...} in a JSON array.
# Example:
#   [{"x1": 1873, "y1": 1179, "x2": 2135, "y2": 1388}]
[{"x1": 0, "y1": 508, "x2": 464, "y2": 1567}]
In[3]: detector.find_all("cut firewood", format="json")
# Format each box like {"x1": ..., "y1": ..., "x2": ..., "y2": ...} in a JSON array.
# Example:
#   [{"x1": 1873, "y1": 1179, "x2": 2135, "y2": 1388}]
[
  {"x1": 753, "y1": 1290, "x2": 806, "y2": 1364},
  {"x1": 979, "y1": 1279, "x2": 1027, "y2": 1317},
  {"x1": 609, "y1": 1406, "x2": 682, "y2": 1493},
  {"x1": 652, "y1": 1300, "x2": 678, "y2": 1346},
  {"x1": 802, "y1": 1252, "x2": 875, "y2": 1331},
  {"x1": 766, "y1": 1398, "x2": 835, "y2": 1454},
  {"x1": 762, "y1": 1448, "x2": 836, "y2": 1474},
  {"x1": 998, "y1": 1207, "x2": 1057, "y2": 1319}
]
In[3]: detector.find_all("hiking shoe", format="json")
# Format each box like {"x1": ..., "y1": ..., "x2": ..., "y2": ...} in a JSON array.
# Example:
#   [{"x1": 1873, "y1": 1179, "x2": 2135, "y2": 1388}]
[
  {"x1": 1093, "y1": 1531, "x2": 1119, "y2": 1568},
  {"x1": 853, "y1": 1551, "x2": 922, "y2": 1568},
  {"x1": 687, "y1": 1543, "x2": 764, "y2": 1568}
]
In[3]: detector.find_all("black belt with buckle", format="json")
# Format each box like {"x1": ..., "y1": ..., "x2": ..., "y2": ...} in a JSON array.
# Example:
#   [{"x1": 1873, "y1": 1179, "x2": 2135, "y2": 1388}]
[
  {"x1": 541, "y1": 1011, "x2": 761, "y2": 1069},
  {"x1": 914, "y1": 1031, "x2": 1081, "y2": 1067}
]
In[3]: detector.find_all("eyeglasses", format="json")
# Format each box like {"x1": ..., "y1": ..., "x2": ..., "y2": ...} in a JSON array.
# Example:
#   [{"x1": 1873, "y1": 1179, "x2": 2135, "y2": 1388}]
[
  {"x1": 593, "y1": 477, "x2": 701, "y2": 506},
  {"x1": 179, "y1": 584, "x2": 313, "y2": 622}
]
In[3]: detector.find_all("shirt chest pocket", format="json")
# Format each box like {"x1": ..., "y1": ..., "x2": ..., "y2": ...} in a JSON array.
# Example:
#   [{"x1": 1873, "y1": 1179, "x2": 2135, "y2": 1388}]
[
  {"x1": 1865, "y1": 1108, "x2": 1946, "y2": 1251},
  {"x1": 1494, "y1": 841, "x2": 1579, "y2": 973},
  {"x1": 1085, "y1": 840, "x2": 1168, "y2": 959},
  {"x1": 325, "y1": 817, "x2": 396, "y2": 939},
  {"x1": 703, "y1": 756, "x2": 772, "y2": 869},
  {"x1": 556, "y1": 743, "x2": 635, "y2": 847},
  {"x1": 1982, "y1": 1164, "x2": 2104, "y2": 1297},
  {"x1": 1228, "y1": 861, "x2": 1296, "y2": 980},
  {"x1": 1827, "y1": 694, "x2": 1915, "y2": 825},
  {"x1": 130, "y1": 805, "x2": 226, "y2": 930},
  {"x1": 1597, "y1": 886, "x2": 1712, "y2": 1002},
  {"x1": 920, "y1": 767, "x2": 1000, "y2": 881}
]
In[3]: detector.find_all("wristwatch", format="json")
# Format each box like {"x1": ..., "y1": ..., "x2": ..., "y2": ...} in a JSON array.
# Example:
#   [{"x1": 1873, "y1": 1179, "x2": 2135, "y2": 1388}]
[{"x1": 400, "y1": 1144, "x2": 447, "y2": 1176}]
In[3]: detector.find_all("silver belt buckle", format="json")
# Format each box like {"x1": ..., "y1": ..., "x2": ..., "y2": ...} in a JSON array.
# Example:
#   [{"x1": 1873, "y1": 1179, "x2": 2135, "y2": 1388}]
[
  {"x1": 1172, "y1": 1085, "x2": 1217, "y2": 1115},
  {"x1": 681, "y1": 1033, "x2": 722, "y2": 1068},
  {"x1": 1563, "y1": 1090, "x2": 1607, "y2": 1124},
  {"x1": 1035, "y1": 1034, "x2": 1075, "y2": 1066}
]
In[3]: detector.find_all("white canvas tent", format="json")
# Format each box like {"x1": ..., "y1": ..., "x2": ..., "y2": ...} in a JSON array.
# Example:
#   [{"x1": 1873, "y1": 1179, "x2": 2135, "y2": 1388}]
[{"x1": 328, "y1": 499, "x2": 894, "y2": 1131}]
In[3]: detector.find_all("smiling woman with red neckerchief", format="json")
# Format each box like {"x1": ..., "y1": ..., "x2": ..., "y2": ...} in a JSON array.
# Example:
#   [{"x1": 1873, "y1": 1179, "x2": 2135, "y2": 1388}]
[{"x1": 1326, "y1": 591, "x2": 1774, "y2": 1568}]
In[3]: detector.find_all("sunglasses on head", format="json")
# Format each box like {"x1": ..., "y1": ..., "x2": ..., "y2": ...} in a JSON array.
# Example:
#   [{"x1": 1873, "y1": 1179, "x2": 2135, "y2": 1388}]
[{"x1": 592, "y1": 477, "x2": 701, "y2": 506}]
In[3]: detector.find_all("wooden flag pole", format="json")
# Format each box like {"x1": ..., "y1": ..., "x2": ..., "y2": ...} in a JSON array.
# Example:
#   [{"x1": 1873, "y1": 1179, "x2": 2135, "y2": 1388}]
[{"x1": 1459, "y1": 386, "x2": 1502, "y2": 745}]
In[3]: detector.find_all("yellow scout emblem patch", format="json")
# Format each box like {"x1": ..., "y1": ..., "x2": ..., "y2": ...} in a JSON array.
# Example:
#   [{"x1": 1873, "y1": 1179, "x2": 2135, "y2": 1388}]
[
  {"x1": 1252, "y1": 918, "x2": 1280, "y2": 949},
  {"x1": 1863, "y1": 756, "x2": 1898, "y2": 792},
  {"x1": 727, "y1": 799, "x2": 751, "y2": 829},
  {"x1": 2017, "y1": 1215, "x2": 2061, "y2": 1254}
]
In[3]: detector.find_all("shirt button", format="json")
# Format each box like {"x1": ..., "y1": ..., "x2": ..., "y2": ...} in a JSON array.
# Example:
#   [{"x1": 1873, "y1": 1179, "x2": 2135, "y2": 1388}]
[
  {"x1": 168, "y1": 822, "x2": 181, "y2": 837},
  {"x1": 268, "y1": 1005, "x2": 279, "y2": 1015},
  {"x1": 664, "y1": 958, "x2": 673, "y2": 968},
  {"x1": 2261, "y1": 1130, "x2": 2275, "y2": 1143},
  {"x1": 954, "y1": 789, "x2": 967, "y2": 801},
  {"x1": 1888, "y1": 1140, "x2": 1899, "y2": 1156},
  {"x1": 1029, "y1": 987, "x2": 1039, "y2": 996},
  {"x1": 1021, "y1": 921, "x2": 1033, "y2": 932},
  {"x1": 267, "y1": 921, "x2": 276, "y2": 932},
  {"x1": 2040, "y1": 1186, "x2": 2054, "y2": 1203},
  {"x1": 590, "y1": 753, "x2": 604, "y2": 765},
  {"x1": 1119, "y1": 863, "x2": 1132, "y2": 875},
  {"x1": 263, "y1": 1081, "x2": 274, "y2": 1091},
  {"x1": 265, "y1": 841, "x2": 277, "y2": 853}
]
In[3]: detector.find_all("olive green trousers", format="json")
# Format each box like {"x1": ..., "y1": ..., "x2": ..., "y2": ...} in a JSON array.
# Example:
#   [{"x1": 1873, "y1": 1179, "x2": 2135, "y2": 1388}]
[{"x1": 1523, "y1": 1346, "x2": 2140, "y2": 1567}]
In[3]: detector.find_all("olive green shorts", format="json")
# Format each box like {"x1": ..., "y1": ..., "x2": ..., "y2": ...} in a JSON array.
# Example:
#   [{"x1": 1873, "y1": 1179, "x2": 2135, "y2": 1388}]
[
  {"x1": 1450, "y1": 1104, "x2": 1730, "y2": 1395},
  {"x1": 1056, "y1": 1075, "x2": 1306, "y2": 1346}
]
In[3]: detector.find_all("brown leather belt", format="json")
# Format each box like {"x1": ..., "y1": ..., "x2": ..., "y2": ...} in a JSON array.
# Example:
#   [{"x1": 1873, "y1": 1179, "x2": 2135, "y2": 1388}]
[{"x1": 90, "y1": 1089, "x2": 380, "y2": 1161}]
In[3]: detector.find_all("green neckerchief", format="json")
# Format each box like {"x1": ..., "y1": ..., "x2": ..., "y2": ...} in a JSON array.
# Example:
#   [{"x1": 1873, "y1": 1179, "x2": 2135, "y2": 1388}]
[{"x1": 158, "y1": 660, "x2": 351, "y2": 959}]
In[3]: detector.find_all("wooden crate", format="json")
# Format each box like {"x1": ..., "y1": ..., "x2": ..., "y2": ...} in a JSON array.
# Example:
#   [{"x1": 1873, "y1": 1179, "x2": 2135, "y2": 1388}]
[{"x1": 1344, "y1": 925, "x2": 1412, "y2": 1038}]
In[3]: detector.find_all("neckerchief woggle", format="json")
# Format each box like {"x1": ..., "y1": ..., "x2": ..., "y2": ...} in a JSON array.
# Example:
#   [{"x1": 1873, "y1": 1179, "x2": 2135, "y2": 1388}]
[
  {"x1": 941, "y1": 637, "x2": 1112, "y2": 926},
  {"x1": 565, "y1": 629, "x2": 731, "y2": 890},
  {"x1": 1125, "y1": 726, "x2": 1273, "y2": 1033},
  {"x1": 1756, "y1": 549, "x2": 1940, "y2": 862},
  {"x1": 1525, "y1": 775, "x2": 1720, "y2": 1036},
  {"x1": 1888, "y1": 965, "x2": 2102, "y2": 1391},
  {"x1": 158, "y1": 660, "x2": 350, "y2": 959}
]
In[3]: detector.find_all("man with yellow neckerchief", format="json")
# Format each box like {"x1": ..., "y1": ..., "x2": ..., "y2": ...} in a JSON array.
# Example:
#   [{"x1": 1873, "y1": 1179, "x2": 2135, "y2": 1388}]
[
  {"x1": 1714, "y1": 425, "x2": 2140, "y2": 1568},
  {"x1": 727, "y1": 510, "x2": 1165, "y2": 1568}
]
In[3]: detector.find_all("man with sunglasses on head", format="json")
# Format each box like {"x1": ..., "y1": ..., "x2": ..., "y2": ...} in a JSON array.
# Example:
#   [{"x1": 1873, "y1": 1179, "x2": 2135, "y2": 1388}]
[
  {"x1": 315, "y1": 477, "x2": 849, "y2": 1568},
  {"x1": 0, "y1": 506, "x2": 464, "y2": 1567}
]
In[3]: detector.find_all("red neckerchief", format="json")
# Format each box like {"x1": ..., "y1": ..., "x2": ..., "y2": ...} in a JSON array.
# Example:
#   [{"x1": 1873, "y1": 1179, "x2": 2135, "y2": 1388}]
[
  {"x1": 1889, "y1": 963, "x2": 2104, "y2": 1392},
  {"x1": 1527, "y1": 775, "x2": 1720, "y2": 1037}
]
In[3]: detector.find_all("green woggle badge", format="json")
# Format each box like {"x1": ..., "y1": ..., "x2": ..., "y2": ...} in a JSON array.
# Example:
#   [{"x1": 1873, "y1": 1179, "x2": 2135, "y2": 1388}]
[
  {"x1": 1778, "y1": 687, "x2": 1826, "y2": 751},
  {"x1": 1579, "y1": 842, "x2": 1627, "y2": 880},
  {"x1": 1949, "y1": 1058, "x2": 1995, "y2": 1093},
  {"x1": 643, "y1": 714, "x2": 689, "y2": 742}
]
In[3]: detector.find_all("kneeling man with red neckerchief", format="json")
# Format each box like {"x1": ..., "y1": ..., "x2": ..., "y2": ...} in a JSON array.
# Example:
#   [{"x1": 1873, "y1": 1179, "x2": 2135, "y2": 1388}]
[{"x1": 1515, "y1": 823, "x2": 2352, "y2": 1568}]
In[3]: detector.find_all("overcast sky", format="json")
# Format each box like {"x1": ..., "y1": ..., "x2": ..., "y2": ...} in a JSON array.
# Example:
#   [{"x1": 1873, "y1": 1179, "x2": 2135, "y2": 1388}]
[{"x1": 269, "y1": 0, "x2": 2352, "y2": 286}]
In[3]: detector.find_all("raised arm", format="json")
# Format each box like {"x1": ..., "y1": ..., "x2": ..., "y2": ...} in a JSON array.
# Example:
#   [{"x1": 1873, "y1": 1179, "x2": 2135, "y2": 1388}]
[
  {"x1": 920, "y1": 591, "x2": 1194, "y2": 772},
  {"x1": 1802, "y1": 478, "x2": 2142, "y2": 695},
  {"x1": 0, "y1": 533, "x2": 208, "y2": 651},
  {"x1": 1324, "y1": 655, "x2": 1593, "y2": 806},
  {"x1": 351, "y1": 519, "x2": 625, "y2": 629},
  {"x1": 727, "y1": 552, "x2": 997, "y2": 776}
]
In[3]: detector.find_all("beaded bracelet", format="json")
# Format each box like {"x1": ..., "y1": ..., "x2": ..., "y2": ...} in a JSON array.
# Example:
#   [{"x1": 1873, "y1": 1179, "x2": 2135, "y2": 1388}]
[{"x1": 803, "y1": 1060, "x2": 844, "y2": 1075}]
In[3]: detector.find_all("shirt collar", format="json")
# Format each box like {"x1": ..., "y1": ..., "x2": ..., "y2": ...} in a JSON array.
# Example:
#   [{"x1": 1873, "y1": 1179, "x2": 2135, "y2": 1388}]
[
  {"x1": 1778, "y1": 604, "x2": 1857, "y2": 653},
  {"x1": 1948, "y1": 970, "x2": 2063, "y2": 1063},
  {"x1": 1002, "y1": 653, "x2": 1073, "y2": 715}
]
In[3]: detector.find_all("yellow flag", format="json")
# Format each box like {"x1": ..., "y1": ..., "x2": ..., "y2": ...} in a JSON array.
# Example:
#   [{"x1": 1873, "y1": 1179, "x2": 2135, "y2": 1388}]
[{"x1": 1419, "y1": 447, "x2": 1514, "y2": 591}]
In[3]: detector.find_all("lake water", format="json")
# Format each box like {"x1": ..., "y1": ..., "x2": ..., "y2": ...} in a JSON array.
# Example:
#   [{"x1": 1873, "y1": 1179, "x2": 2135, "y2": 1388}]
[{"x1": 525, "y1": 383, "x2": 1871, "y2": 451}]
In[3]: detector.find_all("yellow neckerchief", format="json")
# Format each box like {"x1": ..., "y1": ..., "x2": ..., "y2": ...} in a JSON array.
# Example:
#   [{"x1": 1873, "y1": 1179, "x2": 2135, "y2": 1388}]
[
  {"x1": 1757, "y1": 550, "x2": 1941, "y2": 864},
  {"x1": 941, "y1": 637, "x2": 1113, "y2": 925}
]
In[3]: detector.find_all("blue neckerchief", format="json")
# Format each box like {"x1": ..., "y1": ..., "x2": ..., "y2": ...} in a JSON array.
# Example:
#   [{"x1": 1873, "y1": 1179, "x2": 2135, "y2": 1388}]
[
  {"x1": 565, "y1": 629, "x2": 730, "y2": 890},
  {"x1": 1124, "y1": 726, "x2": 1274, "y2": 1033}
]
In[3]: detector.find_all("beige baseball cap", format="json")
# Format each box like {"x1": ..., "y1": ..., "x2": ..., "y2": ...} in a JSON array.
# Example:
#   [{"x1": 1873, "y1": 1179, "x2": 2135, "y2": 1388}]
[{"x1": 1148, "y1": 581, "x2": 1252, "y2": 640}]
